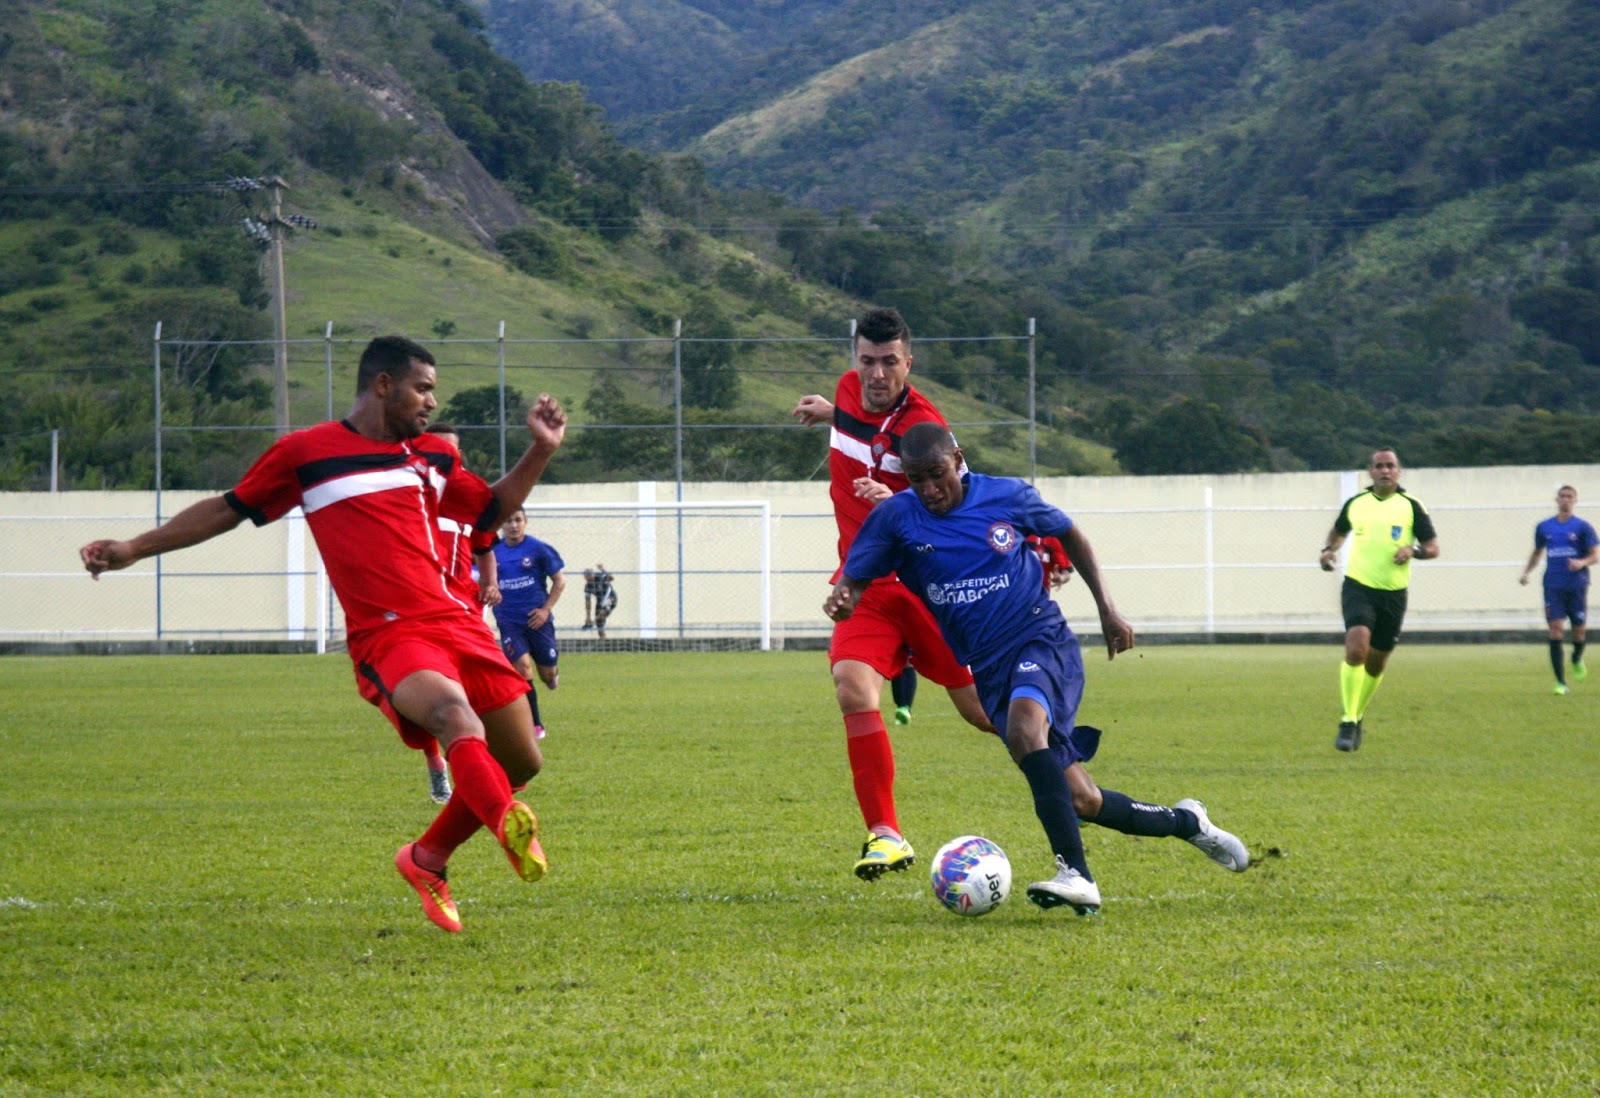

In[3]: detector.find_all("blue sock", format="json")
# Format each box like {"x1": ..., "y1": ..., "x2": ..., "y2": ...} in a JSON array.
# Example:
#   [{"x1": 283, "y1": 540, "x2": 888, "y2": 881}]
[
  {"x1": 1090, "y1": 789, "x2": 1199, "y2": 839},
  {"x1": 1549, "y1": 640, "x2": 1565, "y2": 683},
  {"x1": 1017, "y1": 749, "x2": 1091, "y2": 880},
  {"x1": 891, "y1": 668, "x2": 917, "y2": 709}
]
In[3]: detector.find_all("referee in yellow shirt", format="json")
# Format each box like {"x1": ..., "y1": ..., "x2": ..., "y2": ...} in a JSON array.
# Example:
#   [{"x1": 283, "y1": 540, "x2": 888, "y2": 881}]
[{"x1": 1318, "y1": 448, "x2": 1441, "y2": 752}]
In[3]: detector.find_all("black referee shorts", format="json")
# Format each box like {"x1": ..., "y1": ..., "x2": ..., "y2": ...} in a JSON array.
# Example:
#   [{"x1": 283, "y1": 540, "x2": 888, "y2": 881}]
[{"x1": 1341, "y1": 577, "x2": 1408, "y2": 651}]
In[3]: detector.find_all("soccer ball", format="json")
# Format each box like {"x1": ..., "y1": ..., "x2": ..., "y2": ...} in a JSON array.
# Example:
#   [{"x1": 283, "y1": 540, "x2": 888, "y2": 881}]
[{"x1": 930, "y1": 835, "x2": 1011, "y2": 916}]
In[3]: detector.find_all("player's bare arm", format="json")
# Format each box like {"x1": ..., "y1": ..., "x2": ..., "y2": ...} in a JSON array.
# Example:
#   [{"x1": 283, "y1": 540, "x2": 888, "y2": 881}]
[
  {"x1": 487, "y1": 395, "x2": 567, "y2": 524},
  {"x1": 823, "y1": 577, "x2": 869, "y2": 622},
  {"x1": 791, "y1": 394, "x2": 834, "y2": 426},
  {"x1": 80, "y1": 495, "x2": 244, "y2": 579},
  {"x1": 476, "y1": 549, "x2": 502, "y2": 606},
  {"x1": 1061, "y1": 524, "x2": 1134, "y2": 659},
  {"x1": 1520, "y1": 545, "x2": 1543, "y2": 585},
  {"x1": 529, "y1": 572, "x2": 565, "y2": 627},
  {"x1": 1319, "y1": 528, "x2": 1346, "y2": 572},
  {"x1": 852, "y1": 477, "x2": 893, "y2": 505}
]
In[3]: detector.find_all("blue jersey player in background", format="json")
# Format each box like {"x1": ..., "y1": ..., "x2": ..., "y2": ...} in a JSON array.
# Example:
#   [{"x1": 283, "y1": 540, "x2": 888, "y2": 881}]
[
  {"x1": 826, "y1": 422, "x2": 1249, "y2": 915},
  {"x1": 1520, "y1": 485, "x2": 1599, "y2": 694},
  {"x1": 492, "y1": 507, "x2": 566, "y2": 739}
]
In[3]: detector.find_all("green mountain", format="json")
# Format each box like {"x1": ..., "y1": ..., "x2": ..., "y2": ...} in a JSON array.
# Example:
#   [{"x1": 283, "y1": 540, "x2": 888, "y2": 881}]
[
  {"x1": 485, "y1": 0, "x2": 1600, "y2": 470},
  {"x1": 1, "y1": 0, "x2": 1103, "y2": 490}
]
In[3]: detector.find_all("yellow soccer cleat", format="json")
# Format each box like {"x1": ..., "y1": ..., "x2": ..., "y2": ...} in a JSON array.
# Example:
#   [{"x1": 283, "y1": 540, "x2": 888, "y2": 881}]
[
  {"x1": 497, "y1": 801, "x2": 548, "y2": 883},
  {"x1": 854, "y1": 833, "x2": 915, "y2": 881}
]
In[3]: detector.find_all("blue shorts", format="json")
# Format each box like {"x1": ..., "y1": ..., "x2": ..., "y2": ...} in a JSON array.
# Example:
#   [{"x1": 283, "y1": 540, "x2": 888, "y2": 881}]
[
  {"x1": 973, "y1": 620, "x2": 1101, "y2": 769},
  {"x1": 495, "y1": 614, "x2": 559, "y2": 669},
  {"x1": 1543, "y1": 585, "x2": 1588, "y2": 627}
]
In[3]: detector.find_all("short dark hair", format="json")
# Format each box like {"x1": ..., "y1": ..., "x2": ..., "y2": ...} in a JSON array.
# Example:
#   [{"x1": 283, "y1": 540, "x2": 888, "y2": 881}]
[
  {"x1": 425, "y1": 422, "x2": 458, "y2": 437},
  {"x1": 854, "y1": 307, "x2": 911, "y2": 349},
  {"x1": 900, "y1": 421, "x2": 957, "y2": 465},
  {"x1": 357, "y1": 335, "x2": 435, "y2": 393}
]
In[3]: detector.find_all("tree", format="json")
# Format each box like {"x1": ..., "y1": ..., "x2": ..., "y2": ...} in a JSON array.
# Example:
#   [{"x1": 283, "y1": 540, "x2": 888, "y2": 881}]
[
  {"x1": 680, "y1": 296, "x2": 740, "y2": 410},
  {"x1": 442, "y1": 384, "x2": 527, "y2": 476},
  {"x1": 1115, "y1": 399, "x2": 1270, "y2": 475}
]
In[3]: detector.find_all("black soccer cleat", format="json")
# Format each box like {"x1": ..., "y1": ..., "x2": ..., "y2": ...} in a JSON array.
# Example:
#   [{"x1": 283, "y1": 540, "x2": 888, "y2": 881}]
[{"x1": 1335, "y1": 720, "x2": 1363, "y2": 752}]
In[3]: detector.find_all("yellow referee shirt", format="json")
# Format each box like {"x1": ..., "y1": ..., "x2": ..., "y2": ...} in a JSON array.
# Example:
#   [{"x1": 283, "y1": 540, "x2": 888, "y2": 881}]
[{"x1": 1334, "y1": 488, "x2": 1437, "y2": 591}]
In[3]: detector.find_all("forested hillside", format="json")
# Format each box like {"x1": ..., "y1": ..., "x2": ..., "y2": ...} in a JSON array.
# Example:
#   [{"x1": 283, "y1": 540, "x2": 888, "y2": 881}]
[
  {"x1": 2, "y1": 0, "x2": 1104, "y2": 490},
  {"x1": 487, "y1": 0, "x2": 1600, "y2": 471}
]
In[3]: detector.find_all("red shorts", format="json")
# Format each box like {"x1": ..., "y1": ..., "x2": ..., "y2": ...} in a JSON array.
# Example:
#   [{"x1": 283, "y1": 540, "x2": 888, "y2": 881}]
[
  {"x1": 829, "y1": 578, "x2": 973, "y2": 688},
  {"x1": 349, "y1": 615, "x2": 529, "y2": 749}
]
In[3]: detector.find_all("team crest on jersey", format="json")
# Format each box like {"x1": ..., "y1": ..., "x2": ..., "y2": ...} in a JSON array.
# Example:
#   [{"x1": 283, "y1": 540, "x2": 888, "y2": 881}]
[
  {"x1": 1389, "y1": 525, "x2": 1403, "y2": 541},
  {"x1": 988, "y1": 522, "x2": 1018, "y2": 553}
]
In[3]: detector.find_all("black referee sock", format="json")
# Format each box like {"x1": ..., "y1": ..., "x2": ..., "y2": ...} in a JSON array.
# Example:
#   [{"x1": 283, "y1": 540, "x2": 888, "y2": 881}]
[
  {"x1": 1549, "y1": 639, "x2": 1566, "y2": 683},
  {"x1": 1090, "y1": 788, "x2": 1198, "y2": 839},
  {"x1": 1017, "y1": 749, "x2": 1091, "y2": 879}
]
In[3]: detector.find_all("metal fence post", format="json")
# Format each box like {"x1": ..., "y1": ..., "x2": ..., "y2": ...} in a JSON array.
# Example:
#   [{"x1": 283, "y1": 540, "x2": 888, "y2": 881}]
[
  {"x1": 673, "y1": 318, "x2": 684, "y2": 638},
  {"x1": 1028, "y1": 317, "x2": 1038, "y2": 483},
  {"x1": 153, "y1": 320, "x2": 164, "y2": 640},
  {"x1": 324, "y1": 321, "x2": 334, "y2": 419},
  {"x1": 497, "y1": 320, "x2": 508, "y2": 477}
]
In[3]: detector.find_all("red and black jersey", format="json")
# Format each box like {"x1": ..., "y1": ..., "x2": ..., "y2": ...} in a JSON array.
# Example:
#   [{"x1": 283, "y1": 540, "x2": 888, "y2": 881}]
[
  {"x1": 224, "y1": 420, "x2": 499, "y2": 638},
  {"x1": 827, "y1": 370, "x2": 950, "y2": 571},
  {"x1": 436, "y1": 517, "x2": 496, "y2": 606}
]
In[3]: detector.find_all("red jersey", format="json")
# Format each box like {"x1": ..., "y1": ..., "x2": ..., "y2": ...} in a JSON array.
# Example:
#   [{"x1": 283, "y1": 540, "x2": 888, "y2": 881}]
[
  {"x1": 827, "y1": 370, "x2": 950, "y2": 569},
  {"x1": 436, "y1": 516, "x2": 496, "y2": 606},
  {"x1": 225, "y1": 420, "x2": 499, "y2": 638}
]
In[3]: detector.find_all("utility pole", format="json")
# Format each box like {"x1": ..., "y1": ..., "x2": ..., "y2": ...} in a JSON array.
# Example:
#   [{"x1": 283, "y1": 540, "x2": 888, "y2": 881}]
[
  {"x1": 267, "y1": 175, "x2": 290, "y2": 432},
  {"x1": 228, "y1": 175, "x2": 317, "y2": 434}
]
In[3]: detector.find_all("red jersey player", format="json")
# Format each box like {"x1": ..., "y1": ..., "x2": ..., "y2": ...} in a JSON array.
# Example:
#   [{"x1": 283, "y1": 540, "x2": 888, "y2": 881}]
[
  {"x1": 792, "y1": 307, "x2": 993, "y2": 881},
  {"x1": 81, "y1": 336, "x2": 561, "y2": 934},
  {"x1": 417, "y1": 422, "x2": 503, "y2": 804}
]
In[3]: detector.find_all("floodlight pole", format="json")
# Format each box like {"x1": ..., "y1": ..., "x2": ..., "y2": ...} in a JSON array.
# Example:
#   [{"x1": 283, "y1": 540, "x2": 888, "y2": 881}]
[{"x1": 267, "y1": 175, "x2": 291, "y2": 433}]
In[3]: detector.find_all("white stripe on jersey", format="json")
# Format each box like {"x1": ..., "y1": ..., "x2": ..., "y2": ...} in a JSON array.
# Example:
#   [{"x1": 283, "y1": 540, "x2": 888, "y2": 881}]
[
  {"x1": 830, "y1": 426, "x2": 906, "y2": 477},
  {"x1": 301, "y1": 466, "x2": 440, "y2": 514}
]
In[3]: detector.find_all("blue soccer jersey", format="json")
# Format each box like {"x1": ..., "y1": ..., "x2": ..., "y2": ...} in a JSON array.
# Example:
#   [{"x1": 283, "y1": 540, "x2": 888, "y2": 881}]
[
  {"x1": 1534, "y1": 515, "x2": 1597, "y2": 590},
  {"x1": 493, "y1": 535, "x2": 565, "y2": 618},
  {"x1": 844, "y1": 473, "x2": 1074, "y2": 673}
]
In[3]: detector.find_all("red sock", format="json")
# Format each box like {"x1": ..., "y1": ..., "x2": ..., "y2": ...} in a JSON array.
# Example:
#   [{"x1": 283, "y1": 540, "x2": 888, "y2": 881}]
[
  {"x1": 415, "y1": 798, "x2": 481, "y2": 869},
  {"x1": 422, "y1": 739, "x2": 445, "y2": 769},
  {"x1": 414, "y1": 773, "x2": 528, "y2": 871},
  {"x1": 443, "y1": 736, "x2": 514, "y2": 833},
  {"x1": 843, "y1": 710, "x2": 898, "y2": 835}
]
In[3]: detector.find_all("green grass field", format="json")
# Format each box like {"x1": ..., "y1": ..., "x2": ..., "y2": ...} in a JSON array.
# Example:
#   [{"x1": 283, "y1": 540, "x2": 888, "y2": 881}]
[{"x1": 3, "y1": 646, "x2": 1596, "y2": 1096}]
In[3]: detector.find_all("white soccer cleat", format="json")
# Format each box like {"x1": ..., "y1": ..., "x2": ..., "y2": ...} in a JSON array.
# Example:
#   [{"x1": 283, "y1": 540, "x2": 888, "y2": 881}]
[
  {"x1": 1026, "y1": 856, "x2": 1101, "y2": 915},
  {"x1": 1176, "y1": 798, "x2": 1249, "y2": 872}
]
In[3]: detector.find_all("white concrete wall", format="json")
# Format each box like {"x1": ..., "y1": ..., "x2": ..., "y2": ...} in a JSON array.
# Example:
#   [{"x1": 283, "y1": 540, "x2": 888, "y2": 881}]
[{"x1": 6, "y1": 462, "x2": 1596, "y2": 645}]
